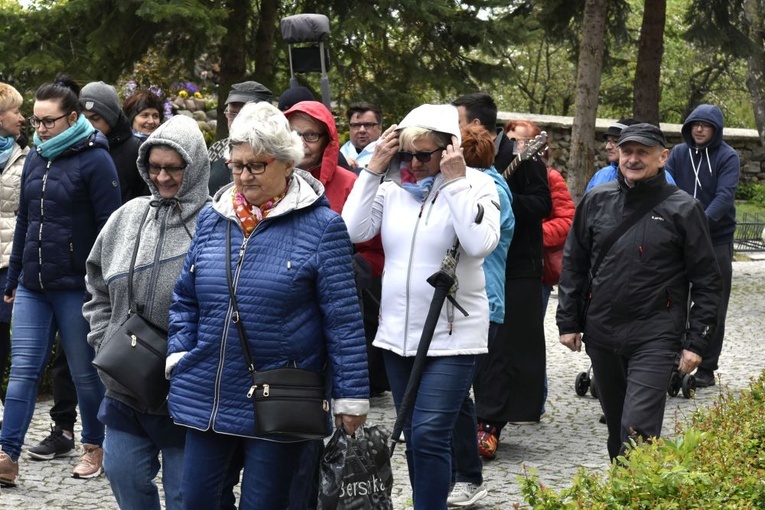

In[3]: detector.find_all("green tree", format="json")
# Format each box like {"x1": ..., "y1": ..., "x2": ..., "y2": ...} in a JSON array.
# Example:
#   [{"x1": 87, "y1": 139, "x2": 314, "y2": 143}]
[{"x1": 568, "y1": 0, "x2": 610, "y2": 201}]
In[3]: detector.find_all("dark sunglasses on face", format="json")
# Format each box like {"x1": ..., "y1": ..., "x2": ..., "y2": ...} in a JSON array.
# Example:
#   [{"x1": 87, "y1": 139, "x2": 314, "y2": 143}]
[{"x1": 398, "y1": 147, "x2": 445, "y2": 163}]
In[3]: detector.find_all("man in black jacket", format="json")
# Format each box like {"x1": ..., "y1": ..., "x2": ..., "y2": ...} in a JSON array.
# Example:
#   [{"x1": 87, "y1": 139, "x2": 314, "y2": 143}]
[{"x1": 557, "y1": 124, "x2": 722, "y2": 461}]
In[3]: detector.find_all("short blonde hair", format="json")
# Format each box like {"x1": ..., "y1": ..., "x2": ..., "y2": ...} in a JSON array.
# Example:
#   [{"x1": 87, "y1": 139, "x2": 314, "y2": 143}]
[
  {"x1": 0, "y1": 83, "x2": 23, "y2": 113},
  {"x1": 398, "y1": 126, "x2": 451, "y2": 152},
  {"x1": 229, "y1": 102, "x2": 304, "y2": 167}
]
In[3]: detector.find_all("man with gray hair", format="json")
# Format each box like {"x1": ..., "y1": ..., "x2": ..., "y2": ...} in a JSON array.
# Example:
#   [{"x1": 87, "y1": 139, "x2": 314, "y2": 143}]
[{"x1": 557, "y1": 123, "x2": 722, "y2": 460}]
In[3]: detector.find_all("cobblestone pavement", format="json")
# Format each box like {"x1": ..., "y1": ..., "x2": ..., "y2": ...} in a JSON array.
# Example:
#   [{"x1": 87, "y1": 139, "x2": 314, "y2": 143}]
[{"x1": 2, "y1": 259, "x2": 764, "y2": 509}]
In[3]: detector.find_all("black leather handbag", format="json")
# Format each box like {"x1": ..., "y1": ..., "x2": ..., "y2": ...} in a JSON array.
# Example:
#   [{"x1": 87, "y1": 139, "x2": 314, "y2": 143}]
[
  {"x1": 226, "y1": 223, "x2": 329, "y2": 439},
  {"x1": 92, "y1": 207, "x2": 169, "y2": 412}
]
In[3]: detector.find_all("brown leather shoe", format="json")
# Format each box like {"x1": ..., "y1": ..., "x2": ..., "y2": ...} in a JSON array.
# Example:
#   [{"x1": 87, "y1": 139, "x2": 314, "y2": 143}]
[
  {"x1": 0, "y1": 451, "x2": 19, "y2": 487},
  {"x1": 71, "y1": 444, "x2": 103, "y2": 479}
]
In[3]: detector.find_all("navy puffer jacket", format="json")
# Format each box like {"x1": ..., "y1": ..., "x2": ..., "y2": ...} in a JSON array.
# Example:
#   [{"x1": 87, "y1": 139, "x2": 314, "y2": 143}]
[
  {"x1": 168, "y1": 170, "x2": 368, "y2": 438},
  {"x1": 5, "y1": 130, "x2": 121, "y2": 294}
]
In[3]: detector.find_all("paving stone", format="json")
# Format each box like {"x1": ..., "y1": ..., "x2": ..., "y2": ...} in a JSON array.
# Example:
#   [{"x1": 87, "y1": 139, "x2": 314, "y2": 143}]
[{"x1": 2, "y1": 260, "x2": 763, "y2": 509}]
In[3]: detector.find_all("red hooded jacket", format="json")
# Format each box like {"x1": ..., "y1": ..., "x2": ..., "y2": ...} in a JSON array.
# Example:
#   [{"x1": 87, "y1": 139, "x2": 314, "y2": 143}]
[{"x1": 285, "y1": 101, "x2": 384, "y2": 277}]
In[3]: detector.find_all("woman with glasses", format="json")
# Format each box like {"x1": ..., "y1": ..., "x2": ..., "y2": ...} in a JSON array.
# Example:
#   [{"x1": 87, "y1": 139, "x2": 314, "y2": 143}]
[
  {"x1": 83, "y1": 115, "x2": 211, "y2": 509},
  {"x1": 0, "y1": 75, "x2": 121, "y2": 487},
  {"x1": 166, "y1": 101, "x2": 368, "y2": 509},
  {"x1": 0, "y1": 83, "x2": 29, "y2": 421},
  {"x1": 342, "y1": 104, "x2": 501, "y2": 508}
]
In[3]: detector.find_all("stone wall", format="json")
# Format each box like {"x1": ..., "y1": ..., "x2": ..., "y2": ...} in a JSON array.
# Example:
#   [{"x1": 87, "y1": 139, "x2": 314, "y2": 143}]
[{"x1": 499, "y1": 112, "x2": 765, "y2": 184}]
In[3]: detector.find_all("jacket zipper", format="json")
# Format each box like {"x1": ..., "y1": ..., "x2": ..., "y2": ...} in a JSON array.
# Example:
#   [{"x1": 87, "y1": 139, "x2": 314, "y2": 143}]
[
  {"x1": 210, "y1": 228, "x2": 250, "y2": 429},
  {"x1": 144, "y1": 207, "x2": 170, "y2": 315},
  {"x1": 37, "y1": 161, "x2": 52, "y2": 289}
]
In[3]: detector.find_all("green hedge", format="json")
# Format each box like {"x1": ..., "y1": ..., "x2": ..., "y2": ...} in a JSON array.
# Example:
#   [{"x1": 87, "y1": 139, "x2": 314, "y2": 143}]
[
  {"x1": 520, "y1": 373, "x2": 765, "y2": 509},
  {"x1": 736, "y1": 183, "x2": 765, "y2": 207}
]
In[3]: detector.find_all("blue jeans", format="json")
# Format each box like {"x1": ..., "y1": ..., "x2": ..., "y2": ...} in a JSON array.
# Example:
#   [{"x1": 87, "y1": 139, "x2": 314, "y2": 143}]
[
  {"x1": 384, "y1": 351, "x2": 476, "y2": 510},
  {"x1": 0, "y1": 285, "x2": 105, "y2": 460},
  {"x1": 182, "y1": 428, "x2": 311, "y2": 510},
  {"x1": 104, "y1": 426, "x2": 184, "y2": 510}
]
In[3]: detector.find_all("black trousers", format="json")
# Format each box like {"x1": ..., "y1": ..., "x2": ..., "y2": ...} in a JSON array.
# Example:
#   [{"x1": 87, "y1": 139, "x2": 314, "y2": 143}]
[
  {"x1": 361, "y1": 277, "x2": 388, "y2": 393},
  {"x1": 49, "y1": 341, "x2": 78, "y2": 431},
  {"x1": 699, "y1": 242, "x2": 733, "y2": 372},
  {"x1": 586, "y1": 342, "x2": 677, "y2": 461},
  {"x1": 474, "y1": 277, "x2": 546, "y2": 429}
]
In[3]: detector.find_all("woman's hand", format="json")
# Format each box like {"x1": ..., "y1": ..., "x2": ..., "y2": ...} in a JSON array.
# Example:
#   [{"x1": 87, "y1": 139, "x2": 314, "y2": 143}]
[
  {"x1": 440, "y1": 135, "x2": 466, "y2": 182},
  {"x1": 366, "y1": 124, "x2": 399, "y2": 175},
  {"x1": 3, "y1": 288, "x2": 15, "y2": 304},
  {"x1": 335, "y1": 413, "x2": 367, "y2": 436}
]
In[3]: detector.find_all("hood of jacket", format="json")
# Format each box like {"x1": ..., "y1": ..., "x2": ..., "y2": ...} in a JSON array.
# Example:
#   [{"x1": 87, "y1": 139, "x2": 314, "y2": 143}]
[
  {"x1": 137, "y1": 115, "x2": 211, "y2": 224},
  {"x1": 384, "y1": 104, "x2": 462, "y2": 186},
  {"x1": 681, "y1": 104, "x2": 724, "y2": 150},
  {"x1": 284, "y1": 101, "x2": 340, "y2": 186},
  {"x1": 212, "y1": 168, "x2": 328, "y2": 221},
  {"x1": 107, "y1": 111, "x2": 138, "y2": 150}
]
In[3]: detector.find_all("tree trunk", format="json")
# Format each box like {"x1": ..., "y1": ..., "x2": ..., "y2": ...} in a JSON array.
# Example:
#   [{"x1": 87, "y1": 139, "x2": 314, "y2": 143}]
[
  {"x1": 568, "y1": 0, "x2": 608, "y2": 203},
  {"x1": 253, "y1": 0, "x2": 279, "y2": 91},
  {"x1": 743, "y1": 0, "x2": 765, "y2": 148},
  {"x1": 632, "y1": 0, "x2": 666, "y2": 125},
  {"x1": 215, "y1": 0, "x2": 250, "y2": 141}
]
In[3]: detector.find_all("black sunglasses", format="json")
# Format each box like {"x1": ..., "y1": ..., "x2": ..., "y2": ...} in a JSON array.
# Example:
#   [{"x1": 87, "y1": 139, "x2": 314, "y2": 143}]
[{"x1": 398, "y1": 147, "x2": 445, "y2": 163}]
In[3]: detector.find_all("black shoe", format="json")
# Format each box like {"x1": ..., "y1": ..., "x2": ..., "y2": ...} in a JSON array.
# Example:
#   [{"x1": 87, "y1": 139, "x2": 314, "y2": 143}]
[
  {"x1": 694, "y1": 368, "x2": 716, "y2": 388},
  {"x1": 599, "y1": 414, "x2": 607, "y2": 424},
  {"x1": 27, "y1": 425, "x2": 76, "y2": 460}
]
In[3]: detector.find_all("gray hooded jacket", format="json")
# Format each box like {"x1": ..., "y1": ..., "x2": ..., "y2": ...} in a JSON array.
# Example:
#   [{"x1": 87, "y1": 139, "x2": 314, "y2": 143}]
[{"x1": 84, "y1": 115, "x2": 211, "y2": 412}]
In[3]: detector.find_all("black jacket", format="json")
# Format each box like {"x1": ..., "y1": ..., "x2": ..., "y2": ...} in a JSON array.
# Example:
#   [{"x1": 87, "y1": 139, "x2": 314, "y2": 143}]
[
  {"x1": 108, "y1": 113, "x2": 148, "y2": 203},
  {"x1": 503, "y1": 141, "x2": 551, "y2": 279},
  {"x1": 556, "y1": 170, "x2": 722, "y2": 356}
]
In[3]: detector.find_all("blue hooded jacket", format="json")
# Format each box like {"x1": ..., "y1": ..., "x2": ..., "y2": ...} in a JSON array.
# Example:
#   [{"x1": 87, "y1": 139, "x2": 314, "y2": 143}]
[{"x1": 665, "y1": 104, "x2": 740, "y2": 245}]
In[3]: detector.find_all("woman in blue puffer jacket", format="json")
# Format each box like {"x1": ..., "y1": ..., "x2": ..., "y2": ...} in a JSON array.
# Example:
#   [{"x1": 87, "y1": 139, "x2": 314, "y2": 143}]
[
  {"x1": 166, "y1": 101, "x2": 369, "y2": 509},
  {"x1": 0, "y1": 75, "x2": 121, "y2": 487}
]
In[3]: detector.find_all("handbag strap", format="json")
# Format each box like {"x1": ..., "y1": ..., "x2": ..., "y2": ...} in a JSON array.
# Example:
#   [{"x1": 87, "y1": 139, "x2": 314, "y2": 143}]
[
  {"x1": 226, "y1": 223, "x2": 258, "y2": 392},
  {"x1": 127, "y1": 206, "x2": 153, "y2": 314},
  {"x1": 589, "y1": 184, "x2": 676, "y2": 281}
]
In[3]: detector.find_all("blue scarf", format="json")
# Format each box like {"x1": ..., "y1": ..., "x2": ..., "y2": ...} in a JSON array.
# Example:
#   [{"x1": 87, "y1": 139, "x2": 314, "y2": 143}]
[
  {"x1": 0, "y1": 136, "x2": 13, "y2": 169},
  {"x1": 402, "y1": 175, "x2": 436, "y2": 202},
  {"x1": 33, "y1": 114, "x2": 95, "y2": 161}
]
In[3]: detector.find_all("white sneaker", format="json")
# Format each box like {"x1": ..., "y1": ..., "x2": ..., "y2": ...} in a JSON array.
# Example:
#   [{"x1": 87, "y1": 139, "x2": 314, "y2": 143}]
[{"x1": 447, "y1": 482, "x2": 488, "y2": 507}]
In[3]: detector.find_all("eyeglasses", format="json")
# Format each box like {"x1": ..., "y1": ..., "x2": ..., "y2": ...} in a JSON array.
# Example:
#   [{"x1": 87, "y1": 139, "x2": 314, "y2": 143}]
[
  {"x1": 398, "y1": 148, "x2": 444, "y2": 163},
  {"x1": 227, "y1": 158, "x2": 275, "y2": 176},
  {"x1": 148, "y1": 164, "x2": 187, "y2": 176},
  {"x1": 295, "y1": 131, "x2": 326, "y2": 143},
  {"x1": 692, "y1": 122, "x2": 713, "y2": 130},
  {"x1": 349, "y1": 122, "x2": 380, "y2": 130},
  {"x1": 224, "y1": 108, "x2": 239, "y2": 120},
  {"x1": 28, "y1": 113, "x2": 70, "y2": 129}
]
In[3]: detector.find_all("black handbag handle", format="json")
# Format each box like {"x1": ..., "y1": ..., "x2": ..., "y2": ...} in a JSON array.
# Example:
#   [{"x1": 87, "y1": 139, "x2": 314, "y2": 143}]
[
  {"x1": 127, "y1": 206, "x2": 152, "y2": 315},
  {"x1": 226, "y1": 223, "x2": 258, "y2": 396}
]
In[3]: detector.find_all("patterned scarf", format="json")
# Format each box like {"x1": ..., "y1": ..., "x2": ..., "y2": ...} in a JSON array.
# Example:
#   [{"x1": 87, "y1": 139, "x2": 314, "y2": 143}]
[
  {"x1": 33, "y1": 114, "x2": 95, "y2": 161},
  {"x1": 401, "y1": 172, "x2": 436, "y2": 202},
  {"x1": 232, "y1": 186, "x2": 288, "y2": 236}
]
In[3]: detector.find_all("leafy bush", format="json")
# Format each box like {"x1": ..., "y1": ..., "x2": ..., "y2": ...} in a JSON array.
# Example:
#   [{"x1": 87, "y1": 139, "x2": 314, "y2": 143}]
[
  {"x1": 518, "y1": 373, "x2": 765, "y2": 509},
  {"x1": 736, "y1": 183, "x2": 765, "y2": 207}
]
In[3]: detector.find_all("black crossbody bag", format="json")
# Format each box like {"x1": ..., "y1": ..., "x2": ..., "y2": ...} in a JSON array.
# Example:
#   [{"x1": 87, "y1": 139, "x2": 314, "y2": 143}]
[
  {"x1": 92, "y1": 206, "x2": 169, "y2": 412},
  {"x1": 225, "y1": 223, "x2": 329, "y2": 439},
  {"x1": 579, "y1": 185, "x2": 676, "y2": 326}
]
